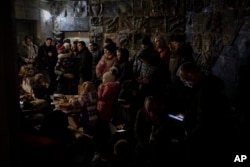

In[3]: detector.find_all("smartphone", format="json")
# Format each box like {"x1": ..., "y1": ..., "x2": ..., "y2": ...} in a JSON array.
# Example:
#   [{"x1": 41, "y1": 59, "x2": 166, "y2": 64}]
[
  {"x1": 168, "y1": 113, "x2": 184, "y2": 122},
  {"x1": 116, "y1": 129, "x2": 126, "y2": 133}
]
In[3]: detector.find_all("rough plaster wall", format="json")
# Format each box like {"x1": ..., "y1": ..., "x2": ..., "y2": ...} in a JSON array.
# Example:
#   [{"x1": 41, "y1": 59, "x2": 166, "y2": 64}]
[{"x1": 15, "y1": 0, "x2": 40, "y2": 20}]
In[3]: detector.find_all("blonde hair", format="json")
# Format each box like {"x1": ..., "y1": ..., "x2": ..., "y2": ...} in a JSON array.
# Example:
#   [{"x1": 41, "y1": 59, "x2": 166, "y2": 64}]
[
  {"x1": 78, "y1": 81, "x2": 96, "y2": 95},
  {"x1": 102, "y1": 71, "x2": 116, "y2": 83},
  {"x1": 154, "y1": 35, "x2": 166, "y2": 46},
  {"x1": 19, "y1": 66, "x2": 27, "y2": 76}
]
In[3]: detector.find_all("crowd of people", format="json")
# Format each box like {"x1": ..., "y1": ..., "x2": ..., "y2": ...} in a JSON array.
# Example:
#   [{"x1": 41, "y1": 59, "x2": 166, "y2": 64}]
[{"x1": 18, "y1": 34, "x2": 245, "y2": 167}]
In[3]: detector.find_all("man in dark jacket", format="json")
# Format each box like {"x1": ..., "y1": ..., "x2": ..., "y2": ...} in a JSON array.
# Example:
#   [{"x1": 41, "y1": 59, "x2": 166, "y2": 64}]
[
  {"x1": 77, "y1": 41, "x2": 93, "y2": 84},
  {"x1": 36, "y1": 37, "x2": 58, "y2": 94},
  {"x1": 177, "y1": 61, "x2": 232, "y2": 166}
]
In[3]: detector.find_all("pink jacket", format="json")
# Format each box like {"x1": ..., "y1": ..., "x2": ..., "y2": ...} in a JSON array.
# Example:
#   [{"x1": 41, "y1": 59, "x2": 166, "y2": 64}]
[
  {"x1": 95, "y1": 55, "x2": 117, "y2": 79},
  {"x1": 97, "y1": 82, "x2": 120, "y2": 121}
]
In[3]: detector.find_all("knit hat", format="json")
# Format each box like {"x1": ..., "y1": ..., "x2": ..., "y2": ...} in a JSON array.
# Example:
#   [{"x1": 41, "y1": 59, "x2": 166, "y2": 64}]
[{"x1": 63, "y1": 42, "x2": 71, "y2": 50}]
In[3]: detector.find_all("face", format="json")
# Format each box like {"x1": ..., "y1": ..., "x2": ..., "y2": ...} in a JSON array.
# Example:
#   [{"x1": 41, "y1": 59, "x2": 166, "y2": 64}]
[
  {"x1": 88, "y1": 43, "x2": 94, "y2": 51},
  {"x1": 104, "y1": 48, "x2": 113, "y2": 59},
  {"x1": 116, "y1": 50, "x2": 121, "y2": 61},
  {"x1": 45, "y1": 39, "x2": 52, "y2": 46},
  {"x1": 26, "y1": 38, "x2": 32, "y2": 46},
  {"x1": 51, "y1": 40, "x2": 56, "y2": 46},
  {"x1": 145, "y1": 100, "x2": 154, "y2": 113},
  {"x1": 144, "y1": 100, "x2": 160, "y2": 122},
  {"x1": 169, "y1": 41, "x2": 183, "y2": 53},
  {"x1": 77, "y1": 43, "x2": 84, "y2": 51},
  {"x1": 154, "y1": 38, "x2": 160, "y2": 48},
  {"x1": 141, "y1": 44, "x2": 148, "y2": 49},
  {"x1": 71, "y1": 43, "x2": 77, "y2": 51},
  {"x1": 181, "y1": 80, "x2": 194, "y2": 88},
  {"x1": 102, "y1": 77, "x2": 107, "y2": 84}
]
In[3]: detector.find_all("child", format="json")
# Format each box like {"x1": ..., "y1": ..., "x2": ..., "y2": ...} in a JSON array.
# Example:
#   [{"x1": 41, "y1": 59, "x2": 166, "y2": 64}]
[
  {"x1": 95, "y1": 71, "x2": 120, "y2": 152},
  {"x1": 97, "y1": 71, "x2": 120, "y2": 122},
  {"x1": 69, "y1": 81, "x2": 98, "y2": 136}
]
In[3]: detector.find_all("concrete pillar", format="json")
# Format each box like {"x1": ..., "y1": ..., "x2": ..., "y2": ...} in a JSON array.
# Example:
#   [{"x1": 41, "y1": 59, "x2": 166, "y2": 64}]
[{"x1": 0, "y1": 0, "x2": 21, "y2": 165}]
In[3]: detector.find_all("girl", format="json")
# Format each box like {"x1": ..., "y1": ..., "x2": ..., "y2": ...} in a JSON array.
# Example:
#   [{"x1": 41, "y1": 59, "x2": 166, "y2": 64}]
[{"x1": 69, "y1": 81, "x2": 98, "y2": 136}]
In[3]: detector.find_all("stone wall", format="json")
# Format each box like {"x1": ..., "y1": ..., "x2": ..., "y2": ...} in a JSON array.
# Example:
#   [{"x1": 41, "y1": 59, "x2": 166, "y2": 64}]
[
  {"x1": 15, "y1": 0, "x2": 250, "y2": 103},
  {"x1": 37, "y1": 0, "x2": 187, "y2": 51}
]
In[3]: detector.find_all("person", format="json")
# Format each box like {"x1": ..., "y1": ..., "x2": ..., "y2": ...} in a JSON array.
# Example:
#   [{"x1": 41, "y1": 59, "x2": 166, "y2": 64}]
[
  {"x1": 76, "y1": 41, "x2": 93, "y2": 84},
  {"x1": 131, "y1": 35, "x2": 155, "y2": 78},
  {"x1": 71, "y1": 40, "x2": 78, "y2": 56},
  {"x1": 154, "y1": 35, "x2": 171, "y2": 68},
  {"x1": 167, "y1": 33, "x2": 195, "y2": 117},
  {"x1": 113, "y1": 47, "x2": 134, "y2": 85},
  {"x1": 109, "y1": 80, "x2": 139, "y2": 150},
  {"x1": 31, "y1": 73, "x2": 51, "y2": 112},
  {"x1": 21, "y1": 130, "x2": 64, "y2": 166},
  {"x1": 19, "y1": 35, "x2": 39, "y2": 68},
  {"x1": 36, "y1": 37, "x2": 58, "y2": 94},
  {"x1": 95, "y1": 71, "x2": 120, "y2": 153},
  {"x1": 88, "y1": 42, "x2": 102, "y2": 85},
  {"x1": 19, "y1": 66, "x2": 37, "y2": 97},
  {"x1": 100, "y1": 38, "x2": 117, "y2": 55},
  {"x1": 39, "y1": 110, "x2": 76, "y2": 148},
  {"x1": 97, "y1": 71, "x2": 119, "y2": 123},
  {"x1": 95, "y1": 43, "x2": 117, "y2": 87},
  {"x1": 68, "y1": 81, "x2": 98, "y2": 136},
  {"x1": 176, "y1": 61, "x2": 232, "y2": 166},
  {"x1": 54, "y1": 43, "x2": 78, "y2": 94},
  {"x1": 19, "y1": 66, "x2": 38, "y2": 111},
  {"x1": 168, "y1": 33, "x2": 194, "y2": 85},
  {"x1": 110, "y1": 139, "x2": 134, "y2": 167},
  {"x1": 134, "y1": 96, "x2": 172, "y2": 167},
  {"x1": 57, "y1": 38, "x2": 71, "y2": 54},
  {"x1": 234, "y1": 56, "x2": 250, "y2": 161},
  {"x1": 64, "y1": 134, "x2": 95, "y2": 167},
  {"x1": 135, "y1": 47, "x2": 165, "y2": 105}
]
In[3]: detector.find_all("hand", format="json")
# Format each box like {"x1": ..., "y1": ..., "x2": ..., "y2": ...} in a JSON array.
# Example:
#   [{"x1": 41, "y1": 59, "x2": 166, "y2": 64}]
[
  {"x1": 68, "y1": 98, "x2": 75, "y2": 105},
  {"x1": 48, "y1": 52, "x2": 53, "y2": 56},
  {"x1": 98, "y1": 83, "x2": 104, "y2": 90},
  {"x1": 116, "y1": 124, "x2": 125, "y2": 130},
  {"x1": 28, "y1": 58, "x2": 35, "y2": 63},
  {"x1": 63, "y1": 73, "x2": 74, "y2": 79}
]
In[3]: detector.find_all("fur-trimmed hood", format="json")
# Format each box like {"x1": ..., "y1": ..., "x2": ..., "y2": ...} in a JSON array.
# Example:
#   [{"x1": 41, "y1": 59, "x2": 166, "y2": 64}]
[{"x1": 58, "y1": 50, "x2": 72, "y2": 59}]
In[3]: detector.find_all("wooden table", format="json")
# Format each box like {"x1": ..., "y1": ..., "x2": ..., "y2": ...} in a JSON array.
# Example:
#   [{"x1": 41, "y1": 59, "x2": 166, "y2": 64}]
[{"x1": 51, "y1": 94, "x2": 81, "y2": 129}]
